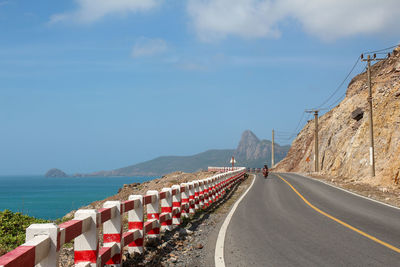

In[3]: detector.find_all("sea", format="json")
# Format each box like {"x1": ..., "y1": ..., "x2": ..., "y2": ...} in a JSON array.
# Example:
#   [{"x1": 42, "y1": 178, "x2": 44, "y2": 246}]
[{"x1": 0, "y1": 175, "x2": 158, "y2": 220}]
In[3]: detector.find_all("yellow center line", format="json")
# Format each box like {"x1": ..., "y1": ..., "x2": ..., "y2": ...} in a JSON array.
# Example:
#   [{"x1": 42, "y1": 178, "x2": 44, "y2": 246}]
[{"x1": 277, "y1": 174, "x2": 400, "y2": 254}]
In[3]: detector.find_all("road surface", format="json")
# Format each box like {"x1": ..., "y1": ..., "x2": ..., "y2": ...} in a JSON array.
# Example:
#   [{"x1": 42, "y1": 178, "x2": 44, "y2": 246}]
[{"x1": 224, "y1": 172, "x2": 400, "y2": 266}]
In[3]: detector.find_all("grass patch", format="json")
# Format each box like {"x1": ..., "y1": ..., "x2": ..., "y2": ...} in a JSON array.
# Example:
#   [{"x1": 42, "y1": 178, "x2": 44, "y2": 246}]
[{"x1": 0, "y1": 210, "x2": 50, "y2": 255}]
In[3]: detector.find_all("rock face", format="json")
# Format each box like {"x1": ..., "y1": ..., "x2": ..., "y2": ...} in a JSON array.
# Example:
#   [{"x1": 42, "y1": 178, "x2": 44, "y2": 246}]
[
  {"x1": 45, "y1": 168, "x2": 68, "y2": 178},
  {"x1": 234, "y1": 130, "x2": 290, "y2": 167},
  {"x1": 275, "y1": 47, "x2": 400, "y2": 186},
  {"x1": 235, "y1": 130, "x2": 261, "y2": 161}
]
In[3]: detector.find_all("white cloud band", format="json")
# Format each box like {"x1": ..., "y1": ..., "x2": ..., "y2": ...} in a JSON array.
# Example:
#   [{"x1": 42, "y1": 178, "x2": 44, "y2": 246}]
[{"x1": 187, "y1": 0, "x2": 400, "y2": 41}]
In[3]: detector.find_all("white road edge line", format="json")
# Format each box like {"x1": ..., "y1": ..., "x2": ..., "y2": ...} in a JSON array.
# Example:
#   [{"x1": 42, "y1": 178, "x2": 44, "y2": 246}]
[
  {"x1": 281, "y1": 172, "x2": 400, "y2": 211},
  {"x1": 215, "y1": 174, "x2": 257, "y2": 267}
]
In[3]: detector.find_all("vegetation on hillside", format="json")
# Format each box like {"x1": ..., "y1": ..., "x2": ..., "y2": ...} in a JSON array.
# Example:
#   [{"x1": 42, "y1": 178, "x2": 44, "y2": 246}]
[
  {"x1": 0, "y1": 210, "x2": 49, "y2": 256},
  {"x1": 88, "y1": 149, "x2": 236, "y2": 176}
]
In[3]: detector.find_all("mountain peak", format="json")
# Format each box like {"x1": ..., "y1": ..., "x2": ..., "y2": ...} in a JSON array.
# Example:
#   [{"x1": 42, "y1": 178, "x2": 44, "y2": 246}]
[
  {"x1": 235, "y1": 130, "x2": 261, "y2": 160},
  {"x1": 234, "y1": 130, "x2": 289, "y2": 167},
  {"x1": 240, "y1": 130, "x2": 260, "y2": 144}
]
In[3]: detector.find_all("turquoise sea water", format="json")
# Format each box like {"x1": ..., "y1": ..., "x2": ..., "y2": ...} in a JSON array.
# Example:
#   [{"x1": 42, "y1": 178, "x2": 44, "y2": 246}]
[{"x1": 0, "y1": 176, "x2": 157, "y2": 220}]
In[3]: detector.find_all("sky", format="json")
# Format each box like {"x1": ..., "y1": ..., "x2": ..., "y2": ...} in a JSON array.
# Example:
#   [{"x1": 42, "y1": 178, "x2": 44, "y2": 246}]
[{"x1": 1, "y1": 0, "x2": 399, "y2": 175}]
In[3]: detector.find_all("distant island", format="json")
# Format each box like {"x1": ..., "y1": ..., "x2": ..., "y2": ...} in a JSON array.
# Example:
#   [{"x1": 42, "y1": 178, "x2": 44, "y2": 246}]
[{"x1": 45, "y1": 168, "x2": 68, "y2": 178}]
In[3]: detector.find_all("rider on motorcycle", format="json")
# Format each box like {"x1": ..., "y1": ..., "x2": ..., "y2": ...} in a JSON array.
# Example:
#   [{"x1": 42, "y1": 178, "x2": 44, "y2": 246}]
[{"x1": 262, "y1": 164, "x2": 269, "y2": 178}]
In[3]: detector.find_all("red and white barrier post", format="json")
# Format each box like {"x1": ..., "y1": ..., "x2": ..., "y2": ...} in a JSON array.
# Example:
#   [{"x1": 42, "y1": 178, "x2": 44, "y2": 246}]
[
  {"x1": 188, "y1": 182, "x2": 195, "y2": 215},
  {"x1": 128, "y1": 195, "x2": 143, "y2": 254},
  {"x1": 146, "y1": 190, "x2": 160, "y2": 239},
  {"x1": 74, "y1": 209, "x2": 99, "y2": 267},
  {"x1": 199, "y1": 180, "x2": 205, "y2": 209},
  {"x1": 171, "y1": 185, "x2": 181, "y2": 225},
  {"x1": 160, "y1": 188, "x2": 173, "y2": 231},
  {"x1": 180, "y1": 183, "x2": 189, "y2": 218},
  {"x1": 210, "y1": 177, "x2": 216, "y2": 204},
  {"x1": 103, "y1": 201, "x2": 122, "y2": 266},
  {"x1": 222, "y1": 174, "x2": 227, "y2": 195},
  {"x1": 216, "y1": 175, "x2": 221, "y2": 200},
  {"x1": 0, "y1": 167, "x2": 247, "y2": 267},
  {"x1": 26, "y1": 223, "x2": 59, "y2": 266},
  {"x1": 204, "y1": 179, "x2": 210, "y2": 207},
  {"x1": 194, "y1": 181, "x2": 200, "y2": 211}
]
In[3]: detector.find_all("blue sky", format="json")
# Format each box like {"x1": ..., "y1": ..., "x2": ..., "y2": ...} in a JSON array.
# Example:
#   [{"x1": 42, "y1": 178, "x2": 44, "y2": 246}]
[{"x1": 1, "y1": 0, "x2": 399, "y2": 175}]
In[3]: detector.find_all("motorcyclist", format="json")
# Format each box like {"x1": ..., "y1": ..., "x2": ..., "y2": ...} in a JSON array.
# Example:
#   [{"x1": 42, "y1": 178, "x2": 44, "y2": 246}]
[{"x1": 262, "y1": 164, "x2": 269, "y2": 178}]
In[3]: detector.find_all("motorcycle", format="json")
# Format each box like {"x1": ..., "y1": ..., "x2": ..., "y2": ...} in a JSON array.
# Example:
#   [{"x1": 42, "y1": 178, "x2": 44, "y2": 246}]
[{"x1": 262, "y1": 167, "x2": 268, "y2": 178}]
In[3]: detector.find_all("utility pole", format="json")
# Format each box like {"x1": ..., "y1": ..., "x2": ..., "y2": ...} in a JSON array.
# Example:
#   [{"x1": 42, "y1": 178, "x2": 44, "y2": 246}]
[
  {"x1": 361, "y1": 52, "x2": 390, "y2": 177},
  {"x1": 306, "y1": 109, "x2": 319, "y2": 172},
  {"x1": 271, "y1": 129, "x2": 275, "y2": 168}
]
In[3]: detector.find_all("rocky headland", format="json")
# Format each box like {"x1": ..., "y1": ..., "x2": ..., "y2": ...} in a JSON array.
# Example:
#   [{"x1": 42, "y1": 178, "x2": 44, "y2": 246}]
[{"x1": 45, "y1": 168, "x2": 68, "y2": 178}]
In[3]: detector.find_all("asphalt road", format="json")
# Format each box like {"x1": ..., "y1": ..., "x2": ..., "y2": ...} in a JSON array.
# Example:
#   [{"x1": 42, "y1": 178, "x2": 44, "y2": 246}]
[{"x1": 224, "y1": 172, "x2": 400, "y2": 266}]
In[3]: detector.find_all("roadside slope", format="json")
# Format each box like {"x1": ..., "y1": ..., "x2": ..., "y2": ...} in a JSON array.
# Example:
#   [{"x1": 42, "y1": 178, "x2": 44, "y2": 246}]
[{"x1": 275, "y1": 46, "x2": 400, "y2": 186}]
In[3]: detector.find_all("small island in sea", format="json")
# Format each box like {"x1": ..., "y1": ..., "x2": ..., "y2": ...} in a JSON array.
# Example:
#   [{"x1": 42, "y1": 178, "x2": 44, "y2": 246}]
[{"x1": 45, "y1": 168, "x2": 68, "y2": 178}]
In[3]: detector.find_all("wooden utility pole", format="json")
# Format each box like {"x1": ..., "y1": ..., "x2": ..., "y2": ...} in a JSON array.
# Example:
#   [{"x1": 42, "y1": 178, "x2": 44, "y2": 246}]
[
  {"x1": 314, "y1": 111, "x2": 319, "y2": 172},
  {"x1": 271, "y1": 129, "x2": 275, "y2": 167},
  {"x1": 361, "y1": 53, "x2": 390, "y2": 177},
  {"x1": 306, "y1": 110, "x2": 319, "y2": 172}
]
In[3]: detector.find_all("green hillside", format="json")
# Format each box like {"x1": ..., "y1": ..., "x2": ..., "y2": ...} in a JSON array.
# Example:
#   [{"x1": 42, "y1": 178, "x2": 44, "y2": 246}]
[
  {"x1": 82, "y1": 130, "x2": 290, "y2": 177},
  {"x1": 87, "y1": 149, "x2": 235, "y2": 176},
  {"x1": 115, "y1": 149, "x2": 235, "y2": 176}
]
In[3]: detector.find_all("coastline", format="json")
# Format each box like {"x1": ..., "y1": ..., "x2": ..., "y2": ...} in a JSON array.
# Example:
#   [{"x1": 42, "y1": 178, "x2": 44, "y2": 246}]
[{"x1": 0, "y1": 175, "x2": 157, "y2": 220}]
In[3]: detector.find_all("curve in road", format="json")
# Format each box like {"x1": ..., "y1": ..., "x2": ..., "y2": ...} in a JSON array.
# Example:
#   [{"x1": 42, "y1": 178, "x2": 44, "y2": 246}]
[{"x1": 224, "y1": 172, "x2": 400, "y2": 266}]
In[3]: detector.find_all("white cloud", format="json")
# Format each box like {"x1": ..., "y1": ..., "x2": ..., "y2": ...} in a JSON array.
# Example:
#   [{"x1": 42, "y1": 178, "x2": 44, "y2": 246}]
[
  {"x1": 131, "y1": 37, "x2": 167, "y2": 58},
  {"x1": 50, "y1": 0, "x2": 161, "y2": 24},
  {"x1": 187, "y1": 0, "x2": 283, "y2": 42},
  {"x1": 280, "y1": 0, "x2": 400, "y2": 41},
  {"x1": 187, "y1": 0, "x2": 400, "y2": 41}
]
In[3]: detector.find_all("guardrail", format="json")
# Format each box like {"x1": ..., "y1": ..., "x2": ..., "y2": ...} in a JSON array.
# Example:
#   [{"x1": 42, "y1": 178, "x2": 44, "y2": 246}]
[
  {"x1": 0, "y1": 167, "x2": 246, "y2": 267},
  {"x1": 208, "y1": 166, "x2": 243, "y2": 172}
]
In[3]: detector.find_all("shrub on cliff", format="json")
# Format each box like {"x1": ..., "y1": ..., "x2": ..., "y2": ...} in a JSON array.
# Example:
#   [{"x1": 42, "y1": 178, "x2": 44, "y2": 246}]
[{"x1": 0, "y1": 210, "x2": 49, "y2": 255}]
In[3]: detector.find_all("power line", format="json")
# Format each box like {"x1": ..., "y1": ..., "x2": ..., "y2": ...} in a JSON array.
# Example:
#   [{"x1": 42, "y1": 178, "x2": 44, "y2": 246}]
[
  {"x1": 326, "y1": 92, "x2": 346, "y2": 110},
  {"x1": 275, "y1": 44, "x2": 397, "y2": 145},
  {"x1": 275, "y1": 111, "x2": 309, "y2": 141},
  {"x1": 316, "y1": 57, "x2": 361, "y2": 109},
  {"x1": 292, "y1": 112, "x2": 307, "y2": 134},
  {"x1": 326, "y1": 65, "x2": 367, "y2": 110},
  {"x1": 363, "y1": 45, "x2": 398, "y2": 54},
  {"x1": 314, "y1": 44, "x2": 398, "y2": 110}
]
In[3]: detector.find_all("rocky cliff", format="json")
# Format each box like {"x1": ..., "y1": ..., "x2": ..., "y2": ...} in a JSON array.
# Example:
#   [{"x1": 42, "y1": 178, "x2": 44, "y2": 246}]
[
  {"x1": 234, "y1": 130, "x2": 290, "y2": 167},
  {"x1": 275, "y1": 47, "x2": 400, "y2": 186}
]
